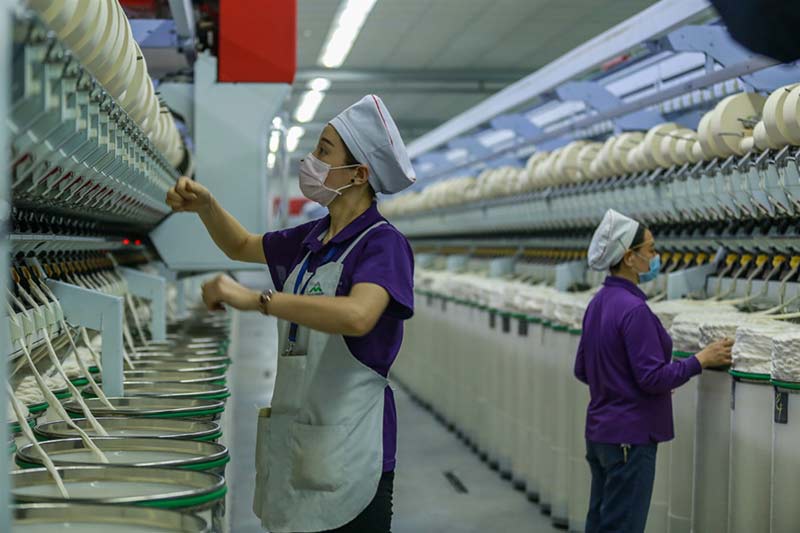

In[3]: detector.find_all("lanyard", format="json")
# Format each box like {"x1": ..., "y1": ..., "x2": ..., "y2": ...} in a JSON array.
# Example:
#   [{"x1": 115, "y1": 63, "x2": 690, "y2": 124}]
[{"x1": 287, "y1": 246, "x2": 338, "y2": 345}]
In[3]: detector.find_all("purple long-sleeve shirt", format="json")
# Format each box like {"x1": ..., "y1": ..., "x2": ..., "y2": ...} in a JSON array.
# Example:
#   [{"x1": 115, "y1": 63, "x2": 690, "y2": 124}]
[{"x1": 574, "y1": 276, "x2": 703, "y2": 444}]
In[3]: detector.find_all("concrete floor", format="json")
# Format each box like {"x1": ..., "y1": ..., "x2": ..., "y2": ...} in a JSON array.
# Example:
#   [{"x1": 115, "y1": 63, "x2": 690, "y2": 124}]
[{"x1": 224, "y1": 279, "x2": 561, "y2": 533}]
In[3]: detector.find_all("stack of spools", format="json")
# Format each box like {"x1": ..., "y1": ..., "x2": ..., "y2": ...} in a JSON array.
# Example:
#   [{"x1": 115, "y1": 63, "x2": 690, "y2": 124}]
[{"x1": 27, "y1": 0, "x2": 188, "y2": 169}]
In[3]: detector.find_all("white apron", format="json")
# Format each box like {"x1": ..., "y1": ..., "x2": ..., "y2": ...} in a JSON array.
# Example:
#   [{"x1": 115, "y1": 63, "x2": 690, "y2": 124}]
[{"x1": 254, "y1": 221, "x2": 389, "y2": 533}]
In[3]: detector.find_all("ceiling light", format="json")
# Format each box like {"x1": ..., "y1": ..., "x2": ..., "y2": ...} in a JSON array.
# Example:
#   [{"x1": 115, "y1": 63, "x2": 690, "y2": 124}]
[
  {"x1": 267, "y1": 152, "x2": 277, "y2": 169},
  {"x1": 272, "y1": 116, "x2": 283, "y2": 129},
  {"x1": 269, "y1": 131, "x2": 281, "y2": 153},
  {"x1": 287, "y1": 126, "x2": 305, "y2": 153},
  {"x1": 294, "y1": 90, "x2": 325, "y2": 123},
  {"x1": 309, "y1": 77, "x2": 331, "y2": 92},
  {"x1": 318, "y1": 0, "x2": 378, "y2": 68}
]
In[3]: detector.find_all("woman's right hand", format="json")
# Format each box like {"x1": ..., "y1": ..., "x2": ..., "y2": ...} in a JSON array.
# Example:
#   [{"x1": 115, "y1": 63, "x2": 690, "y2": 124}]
[
  {"x1": 696, "y1": 338, "x2": 734, "y2": 369},
  {"x1": 166, "y1": 176, "x2": 212, "y2": 213}
]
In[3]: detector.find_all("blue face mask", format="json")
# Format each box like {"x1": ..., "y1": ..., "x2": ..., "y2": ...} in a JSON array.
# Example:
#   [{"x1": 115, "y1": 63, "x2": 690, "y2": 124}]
[{"x1": 636, "y1": 254, "x2": 661, "y2": 283}]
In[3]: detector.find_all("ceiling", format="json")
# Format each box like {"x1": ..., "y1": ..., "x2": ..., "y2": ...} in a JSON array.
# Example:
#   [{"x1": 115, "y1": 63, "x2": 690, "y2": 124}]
[
  {"x1": 289, "y1": 0, "x2": 659, "y2": 156},
  {"x1": 136, "y1": 0, "x2": 662, "y2": 158}
]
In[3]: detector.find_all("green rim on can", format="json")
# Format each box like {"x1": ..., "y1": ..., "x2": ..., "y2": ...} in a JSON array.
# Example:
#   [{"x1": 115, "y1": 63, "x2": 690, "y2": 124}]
[
  {"x1": 729, "y1": 369, "x2": 771, "y2": 382},
  {"x1": 771, "y1": 379, "x2": 800, "y2": 391},
  {"x1": 15, "y1": 453, "x2": 231, "y2": 473},
  {"x1": 145, "y1": 485, "x2": 228, "y2": 510},
  {"x1": 672, "y1": 351, "x2": 694, "y2": 359}
]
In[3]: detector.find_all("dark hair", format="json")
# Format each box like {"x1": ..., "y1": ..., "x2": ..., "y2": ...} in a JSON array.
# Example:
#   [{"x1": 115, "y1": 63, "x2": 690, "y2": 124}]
[
  {"x1": 342, "y1": 140, "x2": 376, "y2": 198},
  {"x1": 610, "y1": 221, "x2": 648, "y2": 273},
  {"x1": 342, "y1": 141, "x2": 359, "y2": 166}
]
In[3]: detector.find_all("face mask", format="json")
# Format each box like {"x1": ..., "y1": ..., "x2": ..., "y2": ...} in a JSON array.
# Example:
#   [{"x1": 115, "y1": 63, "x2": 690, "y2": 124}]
[
  {"x1": 298, "y1": 153, "x2": 359, "y2": 206},
  {"x1": 635, "y1": 252, "x2": 661, "y2": 283}
]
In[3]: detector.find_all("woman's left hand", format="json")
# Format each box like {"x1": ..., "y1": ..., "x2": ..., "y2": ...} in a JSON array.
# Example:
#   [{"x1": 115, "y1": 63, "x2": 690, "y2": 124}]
[{"x1": 201, "y1": 274, "x2": 260, "y2": 312}]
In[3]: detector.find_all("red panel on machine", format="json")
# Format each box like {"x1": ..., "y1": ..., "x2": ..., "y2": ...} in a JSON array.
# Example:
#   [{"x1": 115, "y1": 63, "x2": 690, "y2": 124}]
[{"x1": 218, "y1": 0, "x2": 297, "y2": 83}]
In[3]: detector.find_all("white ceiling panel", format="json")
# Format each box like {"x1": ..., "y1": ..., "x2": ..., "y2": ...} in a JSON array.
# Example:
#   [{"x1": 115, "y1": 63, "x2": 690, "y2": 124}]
[
  {"x1": 296, "y1": 0, "x2": 341, "y2": 68},
  {"x1": 289, "y1": 0, "x2": 659, "y2": 155}
]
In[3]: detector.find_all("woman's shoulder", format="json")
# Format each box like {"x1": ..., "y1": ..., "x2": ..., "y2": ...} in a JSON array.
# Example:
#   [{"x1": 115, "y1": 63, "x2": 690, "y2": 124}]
[
  {"x1": 363, "y1": 219, "x2": 412, "y2": 246},
  {"x1": 594, "y1": 285, "x2": 650, "y2": 314}
]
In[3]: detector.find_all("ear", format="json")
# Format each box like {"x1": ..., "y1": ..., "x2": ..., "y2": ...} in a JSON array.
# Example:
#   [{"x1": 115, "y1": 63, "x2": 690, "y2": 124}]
[
  {"x1": 352, "y1": 165, "x2": 370, "y2": 185},
  {"x1": 622, "y1": 250, "x2": 635, "y2": 268}
]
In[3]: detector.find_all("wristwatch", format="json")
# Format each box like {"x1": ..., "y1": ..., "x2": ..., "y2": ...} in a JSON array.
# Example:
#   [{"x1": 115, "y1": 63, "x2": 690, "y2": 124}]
[{"x1": 259, "y1": 289, "x2": 275, "y2": 315}]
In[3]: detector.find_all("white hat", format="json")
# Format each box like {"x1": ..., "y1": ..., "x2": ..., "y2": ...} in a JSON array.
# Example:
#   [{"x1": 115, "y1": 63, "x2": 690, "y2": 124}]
[
  {"x1": 330, "y1": 95, "x2": 416, "y2": 194},
  {"x1": 588, "y1": 209, "x2": 640, "y2": 271}
]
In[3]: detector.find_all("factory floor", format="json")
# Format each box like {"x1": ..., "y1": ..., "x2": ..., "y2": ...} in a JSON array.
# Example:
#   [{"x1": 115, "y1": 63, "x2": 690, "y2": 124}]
[{"x1": 224, "y1": 273, "x2": 561, "y2": 533}]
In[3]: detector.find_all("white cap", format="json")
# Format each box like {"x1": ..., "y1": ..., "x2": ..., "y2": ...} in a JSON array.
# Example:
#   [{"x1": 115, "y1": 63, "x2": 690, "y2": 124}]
[
  {"x1": 330, "y1": 95, "x2": 416, "y2": 194},
  {"x1": 588, "y1": 209, "x2": 640, "y2": 271}
]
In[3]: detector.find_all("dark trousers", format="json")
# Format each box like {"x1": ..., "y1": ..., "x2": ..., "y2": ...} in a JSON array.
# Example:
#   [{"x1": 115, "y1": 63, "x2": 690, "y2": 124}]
[
  {"x1": 585, "y1": 440, "x2": 657, "y2": 533},
  {"x1": 321, "y1": 471, "x2": 395, "y2": 533}
]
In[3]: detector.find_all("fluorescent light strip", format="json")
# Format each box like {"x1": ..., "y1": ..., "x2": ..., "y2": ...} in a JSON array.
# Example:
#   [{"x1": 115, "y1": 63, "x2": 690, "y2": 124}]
[
  {"x1": 309, "y1": 77, "x2": 331, "y2": 92},
  {"x1": 269, "y1": 131, "x2": 281, "y2": 153},
  {"x1": 319, "y1": 0, "x2": 378, "y2": 68},
  {"x1": 294, "y1": 90, "x2": 325, "y2": 123},
  {"x1": 286, "y1": 126, "x2": 306, "y2": 153}
]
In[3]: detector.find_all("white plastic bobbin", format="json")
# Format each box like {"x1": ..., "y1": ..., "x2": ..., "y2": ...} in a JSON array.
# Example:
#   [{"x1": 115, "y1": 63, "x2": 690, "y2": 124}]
[
  {"x1": 739, "y1": 136, "x2": 755, "y2": 154},
  {"x1": 753, "y1": 121, "x2": 779, "y2": 151}
]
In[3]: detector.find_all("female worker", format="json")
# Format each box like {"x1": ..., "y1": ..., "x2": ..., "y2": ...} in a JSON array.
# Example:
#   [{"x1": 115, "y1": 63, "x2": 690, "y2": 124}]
[
  {"x1": 166, "y1": 95, "x2": 416, "y2": 533},
  {"x1": 574, "y1": 209, "x2": 733, "y2": 533}
]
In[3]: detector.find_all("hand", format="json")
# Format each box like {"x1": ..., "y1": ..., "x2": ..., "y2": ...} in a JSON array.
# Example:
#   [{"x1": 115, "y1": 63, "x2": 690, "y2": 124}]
[
  {"x1": 201, "y1": 274, "x2": 260, "y2": 312},
  {"x1": 696, "y1": 338, "x2": 734, "y2": 369},
  {"x1": 166, "y1": 176, "x2": 212, "y2": 213}
]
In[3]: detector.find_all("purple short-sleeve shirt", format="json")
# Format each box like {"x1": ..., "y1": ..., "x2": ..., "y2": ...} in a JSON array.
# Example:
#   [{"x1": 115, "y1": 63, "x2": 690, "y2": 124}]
[
  {"x1": 574, "y1": 276, "x2": 702, "y2": 445},
  {"x1": 262, "y1": 202, "x2": 415, "y2": 472}
]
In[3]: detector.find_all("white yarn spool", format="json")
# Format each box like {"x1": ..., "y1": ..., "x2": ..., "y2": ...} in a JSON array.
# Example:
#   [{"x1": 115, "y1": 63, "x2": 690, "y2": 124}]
[
  {"x1": 762, "y1": 84, "x2": 800, "y2": 148},
  {"x1": 642, "y1": 123, "x2": 678, "y2": 169},
  {"x1": 676, "y1": 130, "x2": 700, "y2": 164},
  {"x1": 103, "y1": 11, "x2": 138, "y2": 98},
  {"x1": 613, "y1": 132, "x2": 644, "y2": 173},
  {"x1": 555, "y1": 141, "x2": 587, "y2": 184},
  {"x1": 697, "y1": 111, "x2": 722, "y2": 160},
  {"x1": 709, "y1": 93, "x2": 766, "y2": 156},
  {"x1": 576, "y1": 143, "x2": 601, "y2": 182},
  {"x1": 780, "y1": 85, "x2": 800, "y2": 145},
  {"x1": 72, "y1": 0, "x2": 112, "y2": 68}
]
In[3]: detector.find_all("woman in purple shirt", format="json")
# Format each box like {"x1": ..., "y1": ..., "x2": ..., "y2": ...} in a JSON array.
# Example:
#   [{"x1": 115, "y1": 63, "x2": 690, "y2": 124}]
[
  {"x1": 166, "y1": 95, "x2": 416, "y2": 533},
  {"x1": 575, "y1": 209, "x2": 732, "y2": 533}
]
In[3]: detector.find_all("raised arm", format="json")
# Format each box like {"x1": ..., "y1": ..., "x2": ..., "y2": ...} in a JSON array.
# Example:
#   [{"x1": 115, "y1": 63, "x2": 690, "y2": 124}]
[{"x1": 166, "y1": 177, "x2": 266, "y2": 264}]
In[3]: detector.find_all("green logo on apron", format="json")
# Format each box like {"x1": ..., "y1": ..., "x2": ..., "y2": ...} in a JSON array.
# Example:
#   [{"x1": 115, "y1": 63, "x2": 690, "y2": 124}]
[{"x1": 308, "y1": 282, "x2": 324, "y2": 296}]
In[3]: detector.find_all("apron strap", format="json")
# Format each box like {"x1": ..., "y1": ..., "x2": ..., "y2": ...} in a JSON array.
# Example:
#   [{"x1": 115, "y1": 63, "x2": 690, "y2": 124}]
[{"x1": 336, "y1": 221, "x2": 388, "y2": 265}]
